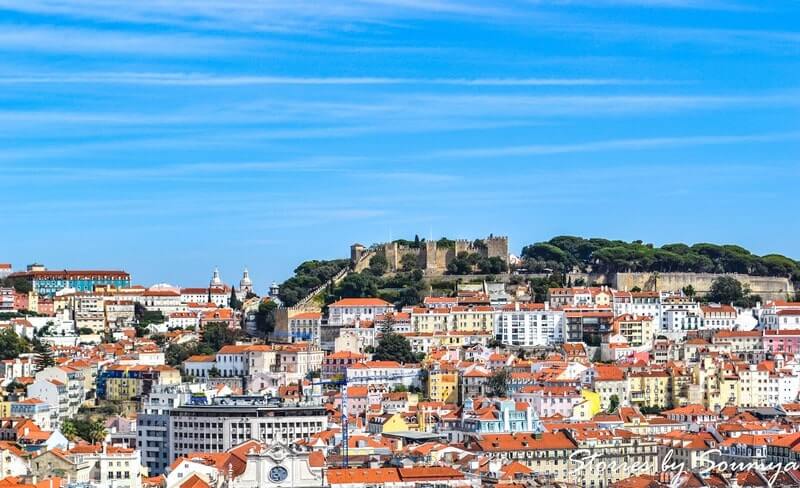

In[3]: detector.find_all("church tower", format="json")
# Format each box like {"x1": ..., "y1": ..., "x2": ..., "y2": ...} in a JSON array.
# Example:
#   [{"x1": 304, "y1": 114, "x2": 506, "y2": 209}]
[
  {"x1": 210, "y1": 267, "x2": 223, "y2": 288},
  {"x1": 240, "y1": 268, "x2": 254, "y2": 297}
]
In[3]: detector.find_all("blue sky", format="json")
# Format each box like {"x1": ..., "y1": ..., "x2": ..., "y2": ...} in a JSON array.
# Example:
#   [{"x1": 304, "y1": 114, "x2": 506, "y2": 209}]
[{"x1": 1, "y1": 1, "x2": 799, "y2": 291}]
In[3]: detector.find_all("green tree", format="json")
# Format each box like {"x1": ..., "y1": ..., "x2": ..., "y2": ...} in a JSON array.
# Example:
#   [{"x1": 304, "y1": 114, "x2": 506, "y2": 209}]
[
  {"x1": 374, "y1": 332, "x2": 418, "y2": 364},
  {"x1": 255, "y1": 300, "x2": 278, "y2": 336},
  {"x1": 85, "y1": 420, "x2": 107, "y2": 444},
  {"x1": 607, "y1": 394, "x2": 620, "y2": 413},
  {"x1": 33, "y1": 340, "x2": 56, "y2": 372},
  {"x1": 369, "y1": 254, "x2": 389, "y2": 275},
  {"x1": 335, "y1": 272, "x2": 379, "y2": 298},
  {"x1": 708, "y1": 276, "x2": 745, "y2": 304},
  {"x1": 682, "y1": 285, "x2": 696, "y2": 298},
  {"x1": 208, "y1": 366, "x2": 221, "y2": 378},
  {"x1": 0, "y1": 276, "x2": 32, "y2": 294},
  {"x1": 400, "y1": 254, "x2": 419, "y2": 272},
  {"x1": 0, "y1": 329, "x2": 30, "y2": 360},
  {"x1": 229, "y1": 288, "x2": 242, "y2": 310},
  {"x1": 60, "y1": 419, "x2": 78, "y2": 440},
  {"x1": 202, "y1": 322, "x2": 244, "y2": 351},
  {"x1": 487, "y1": 369, "x2": 509, "y2": 397}
]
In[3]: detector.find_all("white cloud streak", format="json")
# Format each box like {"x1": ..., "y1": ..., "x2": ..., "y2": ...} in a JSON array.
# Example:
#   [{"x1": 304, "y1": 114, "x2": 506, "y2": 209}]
[
  {"x1": 429, "y1": 131, "x2": 800, "y2": 159},
  {"x1": 0, "y1": 72, "x2": 640, "y2": 87}
]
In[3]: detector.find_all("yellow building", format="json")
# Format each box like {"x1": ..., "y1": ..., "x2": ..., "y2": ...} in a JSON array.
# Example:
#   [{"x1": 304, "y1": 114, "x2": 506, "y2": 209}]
[
  {"x1": 577, "y1": 389, "x2": 602, "y2": 420},
  {"x1": 367, "y1": 412, "x2": 410, "y2": 434},
  {"x1": 427, "y1": 371, "x2": 459, "y2": 403},
  {"x1": 450, "y1": 306, "x2": 493, "y2": 333},
  {"x1": 103, "y1": 365, "x2": 181, "y2": 401},
  {"x1": 627, "y1": 370, "x2": 671, "y2": 409},
  {"x1": 612, "y1": 314, "x2": 656, "y2": 347}
]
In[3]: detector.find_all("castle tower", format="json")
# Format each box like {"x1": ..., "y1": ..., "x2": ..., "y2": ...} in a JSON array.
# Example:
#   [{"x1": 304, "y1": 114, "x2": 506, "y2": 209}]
[
  {"x1": 210, "y1": 267, "x2": 223, "y2": 287},
  {"x1": 269, "y1": 281, "x2": 280, "y2": 298},
  {"x1": 239, "y1": 268, "x2": 253, "y2": 297},
  {"x1": 350, "y1": 243, "x2": 366, "y2": 265}
]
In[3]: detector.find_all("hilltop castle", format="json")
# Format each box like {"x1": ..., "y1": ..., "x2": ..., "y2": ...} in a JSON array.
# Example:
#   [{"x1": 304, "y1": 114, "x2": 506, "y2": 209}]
[{"x1": 351, "y1": 235, "x2": 509, "y2": 275}]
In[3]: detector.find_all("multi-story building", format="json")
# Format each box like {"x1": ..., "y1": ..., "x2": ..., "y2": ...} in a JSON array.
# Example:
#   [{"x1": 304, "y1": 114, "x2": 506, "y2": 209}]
[
  {"x1": 328, "y1": 298, "x2": 393, "y2": 326},
  {"x1": 137, "y1": 383, "x2": 202, "y2": 475},
  {"x1": 10, "y1": 398, "x2": 52, "y2": 430},
  {"x1": 287, "y1": 312, "x2": 322, "y2": 344},
  {"x1": 764, "y1": 330, "x2": 800, "y2": 355},
  {"x1": 8, "y1": 268, "x2": 131, "y2": 297},
  {"x1": 167, "y1": 311, "x2": 200, "y2": 330},
  {"x1": 701, "y1": 304, "x2": 737, "y2": 329},
  {"x1": 27, "y1": 377, "x2": 69, "y2": 429},
  {"x1": 611, "y1": 314, "x2": 655, "y2": 347},
  {"x1": 613, "y1": 291, "x2": 663, "y2": 329},
  {"x1": 180, "y1": 287, "x2": 230, "y2": 307},
  {"x1": 143, "y1": 287, "x2": 182, "y2": 315},
  {"x1": 587, "y1": 364, "x2": 628, "y2": 411},
  {"x1": 493, "y1": 303, "x2": 565, "y2": 347},
  {"x1": 32, "y1": 365, "x2": 85, "y2": 425},
  {"x1": 70, "y1": 292, "x2": 106, "y2": 333},
  {"x1": 0, "y1": 288, "x2": 14, "y2": 312},
  {"x1": 104, "y1": 300, "x2": 136, "y2": 328},
  {"x1": 322, "y1": 351, "x2": 365, "y2": 379},
  {"x1": 761, "y1": 300, "x2": 800, "y2": 329},
  {"x1": 346, "y1": 361, "x2": 421, "y2": 389},
  {"x1": 460, "y1": 398, "x2": 543, "y2": 438},
  {"x1": 660, "y1": 294, "x2": 701, "y2": 329},
  {"x1": 627, "y1": 370, "x2": 670, "y2": 409},
  {"x1": 167, "y1": 397, "x2": 328, "y2": 461},
  {"x1": 427, "y1": 370, "x2": 459, "y2": 404},
  {"x1": 97, "y1": 364, "x2": 181, "y2": 401}
]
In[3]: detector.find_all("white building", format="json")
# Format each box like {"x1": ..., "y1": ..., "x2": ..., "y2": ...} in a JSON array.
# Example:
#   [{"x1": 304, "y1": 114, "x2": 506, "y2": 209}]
[
  {"x1": 167, "y1": 312, "x2": 200, "y2": 330},
  {"x1": 762, "y1": 301, "x2": 800, "y2": 330},
  {"x1": 613, "y1": 291, "x2": 663, "y2": 330},
  {"x1": 328, "y1": 298, "x2": 393, "y2": 326},
  {"x1": 493, "y1": 303, "x2": 565, "y2": 347},
  {"x1": 143, "y1": 285, "x2": 182, "y2": 315},
  {"x1": 701, "y1": 304, "x2": 737, "y2": 330},
  {"x1": 346, "y1": 361, "x2": 421, "y2": 389},
  {"x1": 168, "y1": 399, "x2": 328, "y2": 460}
]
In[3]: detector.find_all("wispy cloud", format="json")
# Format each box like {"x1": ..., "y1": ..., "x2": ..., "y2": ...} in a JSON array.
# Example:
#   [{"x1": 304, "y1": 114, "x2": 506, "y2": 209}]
[
  {"x1": 0, "y1": 25, "x2": 249, "y2": 56},
  {"x1": 0, "y1": 0, "x2": 515, "y2": 34},
  {"x1": 0, "y1": 72, "x2": 641, "y2": 87},
  {"x1": 428, "y1": 131, "x2": 800, "y2": 159}
]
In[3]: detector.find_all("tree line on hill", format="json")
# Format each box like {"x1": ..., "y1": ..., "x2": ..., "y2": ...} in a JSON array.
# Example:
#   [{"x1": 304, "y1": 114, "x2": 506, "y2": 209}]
[{"x1": 521, "y1": 236, "x2": 800, "y2": 280}]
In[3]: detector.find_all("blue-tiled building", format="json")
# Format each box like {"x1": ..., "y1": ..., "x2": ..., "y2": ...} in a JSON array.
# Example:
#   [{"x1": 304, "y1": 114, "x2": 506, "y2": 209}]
[{"x1": 8, "y1": 269, "x2": 131, "y2": 297}]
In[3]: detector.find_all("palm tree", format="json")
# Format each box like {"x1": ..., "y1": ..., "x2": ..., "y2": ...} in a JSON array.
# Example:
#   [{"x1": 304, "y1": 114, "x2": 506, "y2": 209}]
[
  {"x1": 86, "y1": 421, "x2": 107, "y2": 444},
  {"x1": 60, "y1": 419, "x2": 77, "y2": 441}
]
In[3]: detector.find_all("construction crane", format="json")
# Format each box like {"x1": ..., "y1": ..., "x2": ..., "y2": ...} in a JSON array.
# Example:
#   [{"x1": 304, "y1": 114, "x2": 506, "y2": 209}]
[{"x1": 310, "y1": 371, "x2": 420, "y2": 467}]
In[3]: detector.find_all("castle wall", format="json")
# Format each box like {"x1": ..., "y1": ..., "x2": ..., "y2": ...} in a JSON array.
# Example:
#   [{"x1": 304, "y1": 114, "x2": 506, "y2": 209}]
[
  {"x1": 372, "y1": 235, "x2": 510, "y2": 275},
  {"x1": 613, "y1": 272, "x2": 795, "y2": 301}
]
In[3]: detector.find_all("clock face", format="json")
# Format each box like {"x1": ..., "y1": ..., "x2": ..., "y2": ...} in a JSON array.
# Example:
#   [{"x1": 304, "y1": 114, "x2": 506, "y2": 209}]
[{"x1": 269, "y1": 465, "x2": 288, "y2": 483}]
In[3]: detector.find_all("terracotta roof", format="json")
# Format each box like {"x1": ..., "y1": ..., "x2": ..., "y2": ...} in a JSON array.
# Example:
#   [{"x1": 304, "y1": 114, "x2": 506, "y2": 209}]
[
  {"x1": 473, "y1": 432, "x2": 577, "y2": 451},
  {"x1": 330, "y1": 298, "x2": 392, "y2": 307}
]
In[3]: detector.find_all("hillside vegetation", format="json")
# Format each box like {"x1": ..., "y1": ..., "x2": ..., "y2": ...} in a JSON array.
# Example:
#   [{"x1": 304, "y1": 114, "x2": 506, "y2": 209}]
[{"x1": 521, "y1": 236, "x2": 800, "y2": 280}]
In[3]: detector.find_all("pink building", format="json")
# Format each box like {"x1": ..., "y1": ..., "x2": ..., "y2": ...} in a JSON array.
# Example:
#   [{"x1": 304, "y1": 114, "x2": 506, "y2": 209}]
[{"x1": 763, "y1": 330, "x2": 800, "y2": 355}]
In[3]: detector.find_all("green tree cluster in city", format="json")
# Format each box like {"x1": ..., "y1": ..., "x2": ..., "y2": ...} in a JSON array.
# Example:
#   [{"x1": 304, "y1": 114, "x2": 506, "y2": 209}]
[{"x1": 521, "y1": 235, "x2": 800, "y2": 279}]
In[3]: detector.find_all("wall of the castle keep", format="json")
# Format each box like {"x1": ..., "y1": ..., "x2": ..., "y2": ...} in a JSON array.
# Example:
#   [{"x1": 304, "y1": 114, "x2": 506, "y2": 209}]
[{"x1": 376, "y1": 235, "x2": 509, "y2": 274}]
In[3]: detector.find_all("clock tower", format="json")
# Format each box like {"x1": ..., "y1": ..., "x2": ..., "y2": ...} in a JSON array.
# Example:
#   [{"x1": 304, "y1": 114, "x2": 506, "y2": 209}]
[{"x1": 230, "y1": 443, "x2": 323, "y2": 488}]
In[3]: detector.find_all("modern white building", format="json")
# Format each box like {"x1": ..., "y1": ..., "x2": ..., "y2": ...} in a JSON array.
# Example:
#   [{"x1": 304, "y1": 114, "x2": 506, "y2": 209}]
[
  {"x1": 167, "y1": 397, "x2": 328, "y2": 460},
  {"x1": 493, "y1": 303, "x2": 565, "y2": 347}
]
